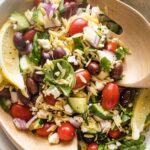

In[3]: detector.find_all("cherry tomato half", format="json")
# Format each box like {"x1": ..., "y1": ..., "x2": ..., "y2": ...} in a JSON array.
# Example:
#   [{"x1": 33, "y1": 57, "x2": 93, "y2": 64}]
[
  {"x1": 23, "y1": 30, "x2": 36, "y2": 42},
  {"x1": 44, "y1": 95, "x2": 57, "y2": 106},
  {"x1": 108, "y1": 129, "x2": 122, "y2": 139},
  {"x1": 106, "y1": 41, "x2": 118, "y2": 53},
  {"x1": 102, "y1": 83, "x2": 119, "y2": 110},
  {"x1": 87, "y1": 143, "x2": 98, "y2": 150},
  {"x1": 58, "y1": 122, "x2": 75, "y2": 141},
  {"x1": 10, "y1": 103, "x2": 32, "y2": 121},
  {"x1": 74, "y1": 70, "x2": 91, "y2": 89},
  {"x1": 69, "y1": 18, "x2": 88, "y2": 36},
  {"x1": 36, "y1": 123, "x2": 55, "y2": 137}
]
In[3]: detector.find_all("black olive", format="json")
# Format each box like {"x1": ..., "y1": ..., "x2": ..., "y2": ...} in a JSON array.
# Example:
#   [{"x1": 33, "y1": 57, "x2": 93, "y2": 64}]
[
  {"x1": 53, "y1": 47, "x2": 66, "y2": 59},
  {"x1": 13, "y1": 32, "x2": 26, "y2": 51},
  {"x1": 120, "y1": 88, "x2": 136, "y2": 107},
  {"x1": 82, "y1": 133, "x2": 96, "y2": 144},
  {"x1": 33, "y1": 71, "x2": 44, "y2": 82},
  {"x1": 17, "y1": 90, "x2": 30, "y2": 105},
  {"x1": 87, "y1": 61, "x2": 101, "y2": 75},
  {"x1": 0, "y1": 88, "x2": 11, "y2": 98}
]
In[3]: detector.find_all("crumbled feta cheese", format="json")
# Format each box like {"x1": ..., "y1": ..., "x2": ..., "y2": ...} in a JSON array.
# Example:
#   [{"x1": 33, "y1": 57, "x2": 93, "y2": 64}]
[
  {"x1": 91, "y1": 6, "x2": 103, "y2": 18},
  {"x1": 48, "y1": 133, "x2": 59, "y2": 144},
  {"x1": 73, "y1": 116, "x2": 84, "y2": 124},
  {"x1": 38, "y1": 39, "x2": 51, "y2": 50},
  {"x1": 98, "y1": 50, "x2": 116, "y2": 62},
  {"x1": 108, "y1": 144, "x2": 117, "y2": 150},
  {"x1": 37, "y1": 109, "x2": 51, "y2": 119},
  {"x1": 68, "y1": 56, "x2": 78, "y2": 65},
  {"x1": 116, "y1": 141, "x2": 121, "y2": 147},
  {"x1": 10, "y1": 91, "x2": 18, "y2": 103},
  {"x1": 64, "y1": 104, "x2": 73, "y2": 114},
  {"x1": 44, "y1": 87, "x2": 61, "y2": 99}
]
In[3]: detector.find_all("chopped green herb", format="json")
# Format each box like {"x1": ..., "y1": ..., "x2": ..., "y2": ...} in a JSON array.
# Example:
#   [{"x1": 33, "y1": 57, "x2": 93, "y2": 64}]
[
  {"x1": 29, "y1": 32, "x2": 48, "y2": 65},
  {"x1": 73, "y1": 37, "x2": 84, "y2": 50},
  {"x1": 59, "y1": 0, "x2": 65, "y2": 13},
  {"x1": 119, "y1": 135, "x2": 145, "y2": 150},
  {"x1": 116, "y1": 46, "x2": 128, "y2": 60},
  {"x1": 100, "y1": 57, "x2": 111, "y2": 72}
]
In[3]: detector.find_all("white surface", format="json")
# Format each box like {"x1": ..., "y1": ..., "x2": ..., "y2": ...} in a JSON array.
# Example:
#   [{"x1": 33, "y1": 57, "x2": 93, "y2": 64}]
[{"x1": 0, "y1": 128, "x2": 17, "y2": 150}]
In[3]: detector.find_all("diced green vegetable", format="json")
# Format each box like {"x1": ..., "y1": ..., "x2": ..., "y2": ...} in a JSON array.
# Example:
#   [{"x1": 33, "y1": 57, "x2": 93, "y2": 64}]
[
  {"x1": 44, "y1": 59, "x2": 76, "y2": 96},
  {"x1": 59, "y1": 0, "x2": 65, "y2": 13},
  {"x1": 29, "y1": 32, "x2": 48, "y2": 65},
  {"x1": 20, "y1": 55, "x2": 35, "y2": 74},
  {"x1": 10, "y1": 12, "x2": 30, "y2": 31},
  {"x1": 100, "y1": 57, "x2": 111, "y2": 72},
  {"x1": 73, "y1": 37, "x2": 84, "y2": 50},
  {"x1": 0, "y1": 97, "x2": 11, "y2": 112},
  {"x1": 89, "y1": 104, "x2": 112, "y2": 119},
  {"x1": 32, "y1": 9, "x2": 44, "y2": 26},
  {"x1": 29, "y1": 119, "x2": 44, "y2": 131},
  {"x1": 68, "y1": 97, "x2": 87, "y2": 114},
  {"x1": 98, "y1": 144, "x2": 105, "y2": 150},
  {"x1": 116, "y1": 46, "x2": 128, "y2": 60}
]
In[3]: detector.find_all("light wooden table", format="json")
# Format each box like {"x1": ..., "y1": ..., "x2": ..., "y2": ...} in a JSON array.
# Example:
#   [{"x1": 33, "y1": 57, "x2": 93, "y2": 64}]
[{"x1": 0, "y1": 1, "x2": 150, "y2": 150}]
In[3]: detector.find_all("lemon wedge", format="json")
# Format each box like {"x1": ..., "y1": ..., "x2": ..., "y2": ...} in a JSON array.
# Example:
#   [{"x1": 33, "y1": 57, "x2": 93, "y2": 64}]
[
  {"x1": 131, "y1": 89, "x2": 150, "y2": 140},
  {"x1": 0, "y1": 21, "x2": 26, "y2": 95}
]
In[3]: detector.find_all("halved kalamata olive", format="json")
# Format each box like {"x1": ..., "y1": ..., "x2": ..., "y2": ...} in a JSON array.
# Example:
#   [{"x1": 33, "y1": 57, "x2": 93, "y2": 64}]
[
  {"x1": 0, "y1": 88, "x2": 11, "y2": 98},
  {"x1": 33, "y1": 71, "x2": 44, "y2": 82},
  {"x1": 82, "y1": 133, "x2": 96, "y2": 144},
  {"x1": 110, "y1": 62, "x2": 123, "y2": 80},
  {"x1": 60, "y1": 1, "x2": 77, "y2": 19},
  {"x1": 17, "y1": 90, "x2": 30, "y2": 105},
  {"x1": 41, "y1": 51, "x2": 53, "y2": 65},
  {"x1": 53, "y1": 47, "x2": 66, "y2": 59},
  {"x1": 87, "y1": 61, "x2": 101, "y2": 75},
  {"x1": 120, "y1": 88, "x2": 136, "y2": 107},
  {"x1": 25, "y1": 43, "x2": 33, "y2": 55},
  {"x1": 26, "y1": 77, "x2": 38, "y2": 95},
  {"x1": 71, "y1": 63, "x2": 79, "y2": 71},
  {"x1": 13, "y1": 32, "x2": 26, "y2": 51}
]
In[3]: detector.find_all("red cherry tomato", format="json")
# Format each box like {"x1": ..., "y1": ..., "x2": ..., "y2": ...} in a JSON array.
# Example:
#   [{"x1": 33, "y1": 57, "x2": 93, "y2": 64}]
[
  {"x1": 87, "y1": 143, "x2": 98, "y2": 150},
  {"x1": 106, "y1": 41, "x2": 118, "y2": 53},
  {"x1": 102, "y1": 83, "x2": 119, "y2": 110},
  {"x1": 10, "y1": 103, "x2": 32, "y2": 121},
  {"x1": 34, "y1": 0, "x2": 42, "y2": 6},
  {"x1": 23, "y1": 30, "x2": 36, "y2": 42},
  {"x1": 108, "y1": 130, "x2": 122, "y2": 139},
  {"x1": 69, "y1": 18, "x2": 88, "y2": 36},
  {"x1": 36, "y1": 123, "x2": 55, "y2": 137},
  {"x1": 74, "y1": 70, "x2": 91, "y2": 89},
  {"x1": 58, "y1": 122, "x2": 75, "y2": 141},
  {"x1": 44, "y1": 95, "x2": 57, "y2": 106}
]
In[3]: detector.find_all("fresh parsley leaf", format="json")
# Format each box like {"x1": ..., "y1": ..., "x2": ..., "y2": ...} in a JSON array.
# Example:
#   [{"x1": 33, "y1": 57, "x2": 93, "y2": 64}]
[
  {"x1": 100, "y1": 57, "x2": 111, "y2": 72},
  {"x1": 73, "y1": 37, "x2": 84, "y2": 50},
  {"x1": 119, "y1": 135, "x2": 145, "y2": 150},
  {"x1": 43, "y1": 59, "x2": 76, "y2": 96},
  {"x1": 116, "y1": 46, "x2": 128, "y2": 60},
  {"x1": 29, "y1": 32, "x2": 48, "y2": 65}
]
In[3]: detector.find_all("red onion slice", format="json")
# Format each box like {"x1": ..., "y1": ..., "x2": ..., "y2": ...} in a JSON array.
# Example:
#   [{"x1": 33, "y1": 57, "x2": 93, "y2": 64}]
[
  {"x1": 26, "y1": 115, "x2": 38, "y2": 129},
  {"x1": 13, "y1": 118, "x2": 27, "y2": 130},
  {"x1": 43, "y1": 3, "x2": 55, "y2": 19}
]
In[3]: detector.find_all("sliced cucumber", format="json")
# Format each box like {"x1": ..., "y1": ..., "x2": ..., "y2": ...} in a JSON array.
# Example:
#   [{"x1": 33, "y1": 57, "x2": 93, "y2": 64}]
[
  {"x1": 89, "y1": 104, "x2": 112, "y2": 119},
  {"x1": 10, "y1": 12, "x2": 30, "y2": 31},
  {"x1": 20, "y1": 55, "x2": 35, "y2": 74},
  {"x1": 29, "y1": 119, "x2": 44, "y2": 131},
  {"x1": 32, "y1": 9, "x2": 44, "y2": 26},
  {"x1": 68, "y1": 97, "x2": 87, "y2": 114}
]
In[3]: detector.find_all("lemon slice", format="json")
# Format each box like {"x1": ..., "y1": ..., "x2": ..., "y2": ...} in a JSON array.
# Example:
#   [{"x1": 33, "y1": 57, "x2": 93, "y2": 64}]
[
  {"x1": 131, "y1": 89, "x2": 150, "y2": 140},
  {"x1": 0, "y1": 21, "x2": 26, "y2": 95}
]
